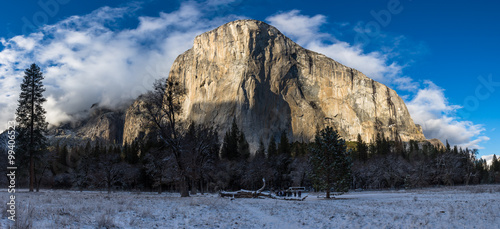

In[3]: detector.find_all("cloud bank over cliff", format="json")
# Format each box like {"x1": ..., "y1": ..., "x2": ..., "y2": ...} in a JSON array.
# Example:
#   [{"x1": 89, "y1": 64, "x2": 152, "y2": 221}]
[{"x1": 0, "y1": 2, "x2": 239, "y2": 127}]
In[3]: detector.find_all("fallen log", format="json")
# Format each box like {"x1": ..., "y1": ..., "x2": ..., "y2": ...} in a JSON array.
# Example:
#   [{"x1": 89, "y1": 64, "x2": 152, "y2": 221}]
[
  {"x1": 219, "y1": 190, "x2": 270, "y2": 198},
  {"x1": 219, "y1": 178, "x2": 308, "y2": 201}
]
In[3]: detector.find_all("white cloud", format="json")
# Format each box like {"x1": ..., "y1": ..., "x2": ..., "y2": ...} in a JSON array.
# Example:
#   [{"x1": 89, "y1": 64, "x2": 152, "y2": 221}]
[
  {"x1": 10, "y1": 35, "x2": 39, "y2": 51},
  {"x1": 206, "y1": 0, "x2": 238, "y2": 6},
  {"x1": 266, "y1": 10, "x2": 328, "y2": 45},
  {"x1": 393, "y1": 76, "x2": 419, "y2": 91},
  {"x1": 0, "y1": 1, "x2": 240, "y2": 127},
  {"x1": 266, "y1": 10, "x2": 409, "y2": 85},
  {"x1": 407, "y1": 81, "x2": 489, "y2": 149},
  {"x1": 307, "y1": 41, "x2": 402, "y2": 82},
  {"x1": 481, "y1": 154, "x2": 496, "y2": 166}
]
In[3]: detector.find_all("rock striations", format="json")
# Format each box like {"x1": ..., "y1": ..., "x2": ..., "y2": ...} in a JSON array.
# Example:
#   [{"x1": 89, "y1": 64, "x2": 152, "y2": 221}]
[{"x1": 122, "y1": 19, "x2": 425, "y2": 150}]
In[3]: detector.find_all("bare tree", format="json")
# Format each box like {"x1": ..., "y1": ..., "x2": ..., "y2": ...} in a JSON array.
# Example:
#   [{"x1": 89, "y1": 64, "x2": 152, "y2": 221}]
[
  {"x1": 143, "y1": 148, "x2": 176, "y2": 194},
  {"x1": 290, "y1": 156, "x2": 311, "y2": 187},
  {"x1": 183, "y1": 123, "x2": 219, "y2": 194},
  {"x1": 97, "y1": 152, "x2": 127, "y2": 193},
  {"x1": 142, "y1": 78, "x2": 191, "y2": 196}
]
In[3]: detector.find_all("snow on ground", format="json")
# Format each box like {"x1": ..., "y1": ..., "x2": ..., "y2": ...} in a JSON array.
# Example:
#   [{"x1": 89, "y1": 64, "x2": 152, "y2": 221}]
[{"x1": 1, "y1": 185, "x2": 500, "y2": 228}]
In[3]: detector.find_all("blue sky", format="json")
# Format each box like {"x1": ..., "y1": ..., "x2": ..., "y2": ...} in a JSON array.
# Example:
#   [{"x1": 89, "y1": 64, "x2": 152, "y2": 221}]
[{"x1": 0, "y1": 0, "x2": 498, "y2": 158}]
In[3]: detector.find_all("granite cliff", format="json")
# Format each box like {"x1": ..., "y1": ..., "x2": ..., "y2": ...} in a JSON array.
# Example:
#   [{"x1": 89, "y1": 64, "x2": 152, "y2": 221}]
[
  {"x1": 48, "y1": 106, "x2": 125, "y2": 145},
  {"x1": 123, "y1": 95, "x2": 153, "y2": 145},
  {"x1": 124, "y1": 19, "x2": 426, "y2": 150}
]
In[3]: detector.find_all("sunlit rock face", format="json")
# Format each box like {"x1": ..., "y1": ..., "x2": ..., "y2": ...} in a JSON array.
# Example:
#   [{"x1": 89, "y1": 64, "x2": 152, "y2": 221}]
[
  {"x1": 125, "y1": 19, "x2": 426, "y2": 150},
  {"x1": 123, "y1": 96, "x2": 153, "y2": 146}
]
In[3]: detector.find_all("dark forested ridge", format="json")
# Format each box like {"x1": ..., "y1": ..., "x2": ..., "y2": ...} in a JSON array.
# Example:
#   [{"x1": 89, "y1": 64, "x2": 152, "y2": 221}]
[{"x1": 1, "y1": 121, "x2": 498, "y2": 194}]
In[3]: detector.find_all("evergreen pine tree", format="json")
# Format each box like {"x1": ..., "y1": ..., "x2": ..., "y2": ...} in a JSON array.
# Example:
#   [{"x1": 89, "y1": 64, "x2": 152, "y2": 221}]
[
  {"x1": 375, "y1": 132, "x2": 391, "y2": 155},
  {"x1": 490, "y1": 154, "x2": 499, "y2": 183},
  {"x1": 492, "y1": 154, "x2": 499, "y2": 172},
  {"x1": 114, "y1": 145, "x2": 121, "y2": 157},
  {"x1": 394, "y1": 134, "x2": 406, "y2": 158},
  {"x1": 59, "y1": 144, "x2": 69, "y2": 167},
  {"x1": 237, "y1": 131, "x2": 250, "y2": 160},
  {"x1": 369, "y1": 142, "x2": 377, "y2": 156},
  {"x1": 356, "y1": 134, "x2": 368, "y2": 162},
  {"x1": 221, "y1": 118, "x2": 240, "y2": 160},
  {"x1": 267, "y1": 135, "x2": 277, "y2": 158},
  {"x1": 92, "y1": 142, "x2": 101, "y2": 158},
  {"x1": 255, "y1": 138, "x2": 266, "y2": 158},
  {"x1": 55, "y1": 141, "x2": 60, "y2": 159},
  {"x1": 309, "y1": 126, "x2": 351, "y2": 198},
  {"x1": 277, "y1": 131, "x2": 291, "y2": 156},
  {"x1": 84, "y1": 141, "x2": 91, "y2": 154},
  {"x1": 15, "y1": 63, "x2": 48, "y2": 192},
  {"x1": 375, "y1": 133, "x2": 383, "y2": 155},
  {"x1": 274, "y1": 131, "x2": 292, "y2": 189},
  {"x1": 123, "y1": 142, "x2": 139, "y2": 164}
]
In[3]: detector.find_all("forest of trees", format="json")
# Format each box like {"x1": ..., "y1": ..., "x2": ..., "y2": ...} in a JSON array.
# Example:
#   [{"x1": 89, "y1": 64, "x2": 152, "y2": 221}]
[
  {"x1": 2, "y1": 121, "x2": 499, "y2": 194},
  {"x1": 2, "y1": 67, "x2": 500, "y2": 195},
  {"x1": 350, "y1": 133, "x2": 499, "y2": 189},
  {"x1": 2, "y1": 120, "x2": 500, "y2": 194}
]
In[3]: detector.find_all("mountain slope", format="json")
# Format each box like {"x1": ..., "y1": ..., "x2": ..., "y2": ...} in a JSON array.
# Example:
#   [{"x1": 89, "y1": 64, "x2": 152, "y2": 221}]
[{"x1": 125, "y1": 19, "x2": 425, "y2": 150}]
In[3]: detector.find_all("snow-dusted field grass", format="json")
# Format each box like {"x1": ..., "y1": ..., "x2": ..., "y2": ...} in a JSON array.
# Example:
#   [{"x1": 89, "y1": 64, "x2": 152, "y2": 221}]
[{"x1": 1, "y1": 185, "x2": 499, "y2": 228}]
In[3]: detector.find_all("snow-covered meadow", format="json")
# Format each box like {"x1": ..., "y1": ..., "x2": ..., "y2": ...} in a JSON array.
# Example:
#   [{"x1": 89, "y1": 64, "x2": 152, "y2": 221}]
[{"x1": 2, "y1": 185, "x2": 499, "y2": 228}]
